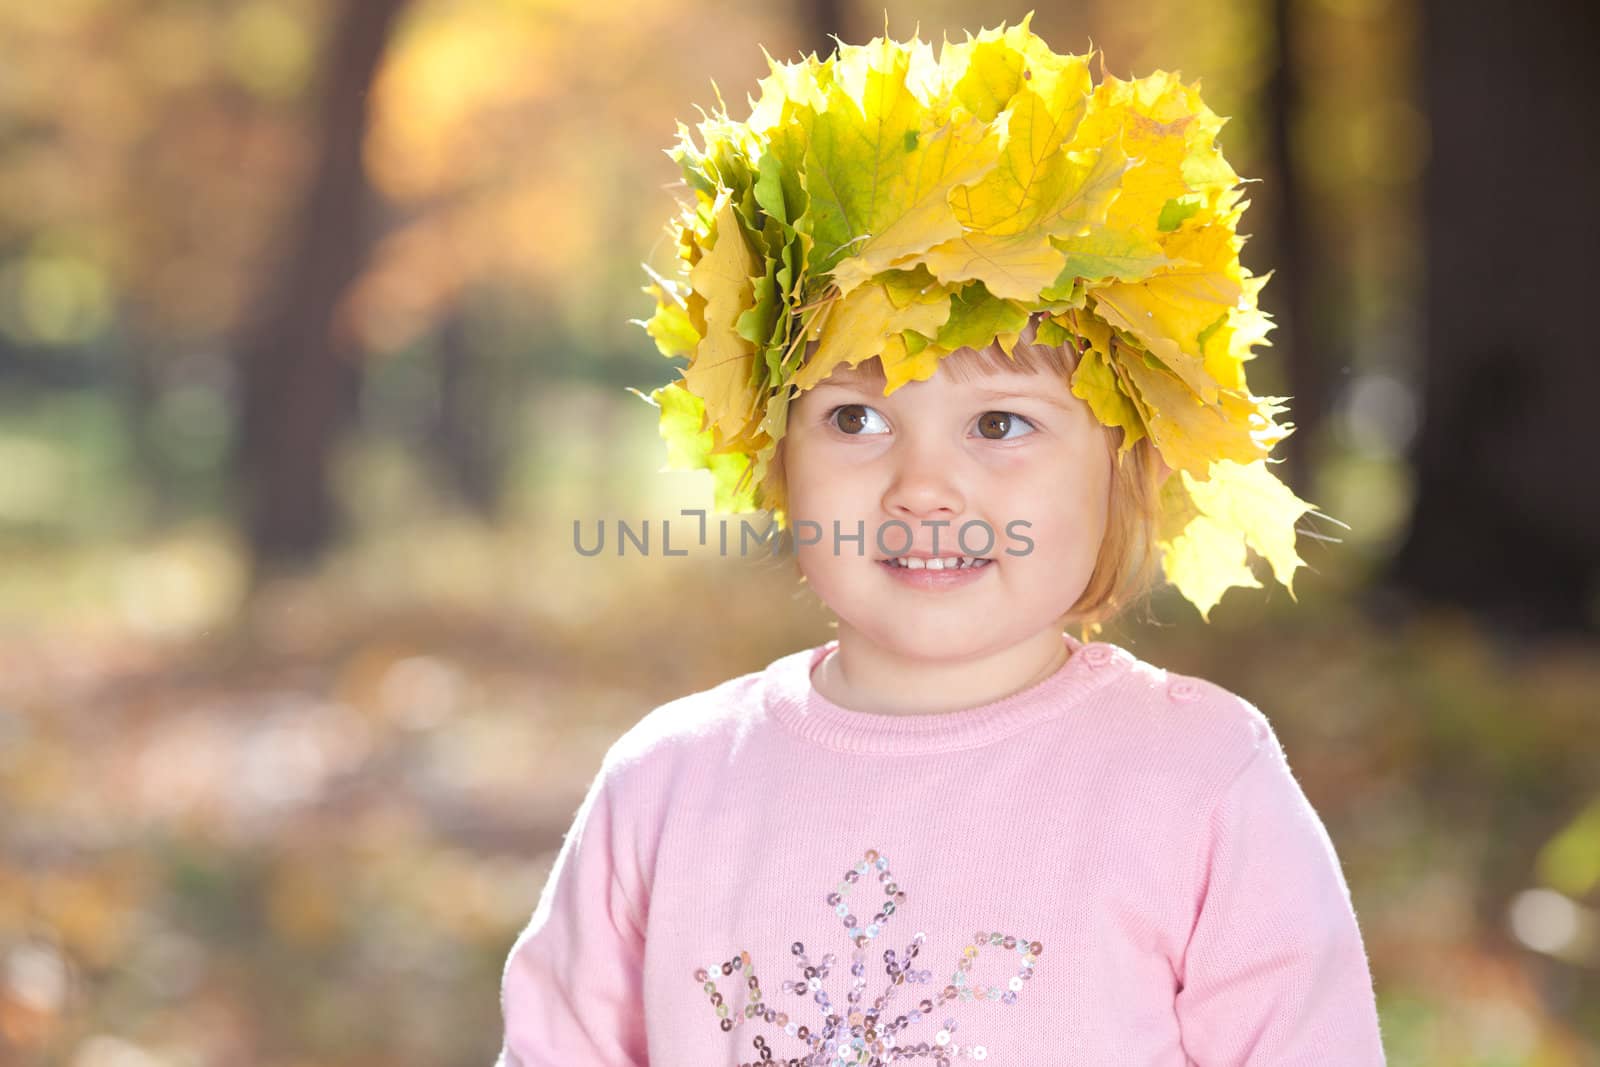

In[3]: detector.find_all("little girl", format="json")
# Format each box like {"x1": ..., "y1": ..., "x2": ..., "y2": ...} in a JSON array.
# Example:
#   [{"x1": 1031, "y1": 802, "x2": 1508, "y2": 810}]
[{"x1": 498, "y1": 16, "x2": 1386, "y2": 1066}]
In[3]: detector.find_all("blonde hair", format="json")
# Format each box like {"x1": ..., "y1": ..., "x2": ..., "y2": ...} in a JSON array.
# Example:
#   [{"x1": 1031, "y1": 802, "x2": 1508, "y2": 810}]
[{"x1": 758, "y1": 312, "x2": 1168, "y2": 641}]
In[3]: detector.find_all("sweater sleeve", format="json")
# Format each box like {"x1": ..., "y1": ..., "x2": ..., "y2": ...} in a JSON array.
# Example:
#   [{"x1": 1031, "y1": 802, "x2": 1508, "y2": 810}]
[
  {"x1": 497, "y1": 756, "x2": 649, "y2": 1066},
  {"x1": 1173, "y1": 722, "x2": 1386, "y2": 1066}
]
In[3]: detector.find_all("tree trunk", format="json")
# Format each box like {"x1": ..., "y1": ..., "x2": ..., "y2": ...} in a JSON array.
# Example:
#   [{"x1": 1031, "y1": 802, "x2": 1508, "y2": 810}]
[
  {"x1": 1381, "y1": 0, "x2": 1599, "y2": 635},
  {"x1": 1264, "y1": 0, "x2": 1320, "y2": 496},
  {"x1": 432, "y1": 311, "x2": 506, "y2": 516},
  {"x1": 232, "y1": 0, "x2": 410, "y2": 579}
]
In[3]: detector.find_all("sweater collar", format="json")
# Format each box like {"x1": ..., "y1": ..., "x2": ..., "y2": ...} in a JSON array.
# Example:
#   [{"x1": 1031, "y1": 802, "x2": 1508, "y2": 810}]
[{"x1": 762, "y1": 631, "x2": 1132, "y2": 754}]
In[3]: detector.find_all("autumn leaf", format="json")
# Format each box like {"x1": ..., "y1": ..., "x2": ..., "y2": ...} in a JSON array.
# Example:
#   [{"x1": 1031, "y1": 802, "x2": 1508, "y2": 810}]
[
  {"x1": 1113, "y1": 337, "x2": 1267, "y2": 479},
  {"x1": 803, "y1": 34, "x2": 1002, "y2": 298},
  {"x1": 1072, "y1": 67, "x2": 1240, "y2": 238},
  {"x1": 906, "y1": 134, "x2": 1130, "y2": 302},
  {"x1": 1156, "y1": 458, "x2": 1315, "y2": 621},
  {"x1": 633, "y1": 380, "x2": 763, "y2": 513},
  {"x1": 877, "y1": 332, "x2": 949, "y2": 394},
  {"x1": 931, "y1": 281, "x2": 1028, "y2": 354},
  {"x1": 1091, "y1": 224, "x2": 1245, "y2": 405},
  {"x1": 791, "y1": 280, "x2": 953, "y2": 393},
  {"x1": 942, "y1": 43, "x2": 1094, "y2": 236},
  {"x1": 1157, "y1": 474, "x2": 1261, "y2": 623},
  {"x1": 1199, "y1": 267, "x2": 1275, "y2": 392},
  {"x1": 683, "y1": 192, "x2": 763, "y2": 443},
  {"x1": 1191, "y1": 458, "x2": 1314, "y2": 592},
  {"x1": 1044, "y1": 228, "x2": 1171, "y2": 294},
  {"x1": 1063, "y1": 313, "x2": 1145, "y2": 454},
  {"x1": 942, "y1": 11, "x2": 1075, "y2": 123},
  {"x1": 633, "y1": 268, "x2": 700, "y2": 360}
]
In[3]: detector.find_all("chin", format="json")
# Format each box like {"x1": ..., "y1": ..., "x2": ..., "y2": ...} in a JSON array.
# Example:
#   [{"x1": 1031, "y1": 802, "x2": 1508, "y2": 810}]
[{"x1": 841, "y1": 611, "x2": 1025, "y2": 660}]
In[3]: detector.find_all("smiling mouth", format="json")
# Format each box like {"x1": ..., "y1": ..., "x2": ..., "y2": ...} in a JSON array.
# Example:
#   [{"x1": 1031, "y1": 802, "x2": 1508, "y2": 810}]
[{"x1": 878, "y1": 556, "x2": 993, "y2": 571}]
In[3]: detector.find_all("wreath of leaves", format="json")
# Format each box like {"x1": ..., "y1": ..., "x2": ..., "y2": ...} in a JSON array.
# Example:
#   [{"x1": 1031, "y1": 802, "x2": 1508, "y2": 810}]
[{"x1": 627, "y1": 12, "x2": 1329, "y2": 621}]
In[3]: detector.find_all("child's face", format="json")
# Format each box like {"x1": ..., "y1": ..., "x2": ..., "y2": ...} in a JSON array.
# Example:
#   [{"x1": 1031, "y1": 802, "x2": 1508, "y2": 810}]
[{"x1": 783, "y1": 353, "x2": 1112, "y2": 662}]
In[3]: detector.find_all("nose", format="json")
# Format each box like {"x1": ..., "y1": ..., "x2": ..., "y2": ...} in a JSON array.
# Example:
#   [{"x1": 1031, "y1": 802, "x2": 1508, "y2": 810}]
[{"x1": 882, "y1": 436, "x2": 966, "y2": 521}]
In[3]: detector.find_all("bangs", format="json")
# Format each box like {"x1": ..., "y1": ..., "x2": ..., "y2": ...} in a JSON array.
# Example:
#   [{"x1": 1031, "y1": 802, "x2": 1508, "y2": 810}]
[{"x1": 935, "y1": 327, "x2": 1079, "y2": 384}]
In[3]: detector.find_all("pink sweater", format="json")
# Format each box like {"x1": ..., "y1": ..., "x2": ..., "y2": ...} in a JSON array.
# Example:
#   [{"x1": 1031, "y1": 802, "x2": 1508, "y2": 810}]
[{"x1": 497, "y1": 632, "x2": 1386, "y2": 1065}]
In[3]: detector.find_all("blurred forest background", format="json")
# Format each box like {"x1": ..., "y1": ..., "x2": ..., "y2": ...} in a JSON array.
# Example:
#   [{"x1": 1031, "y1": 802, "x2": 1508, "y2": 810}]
[{"x1": 1, "y1": 0, "x2": 1596, "y2": 1064}]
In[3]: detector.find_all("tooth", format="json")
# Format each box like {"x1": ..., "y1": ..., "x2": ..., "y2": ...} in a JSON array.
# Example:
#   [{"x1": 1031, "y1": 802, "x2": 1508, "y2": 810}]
[{"x1": 907, "y1": 557, "x2": 926, "y2": 570}]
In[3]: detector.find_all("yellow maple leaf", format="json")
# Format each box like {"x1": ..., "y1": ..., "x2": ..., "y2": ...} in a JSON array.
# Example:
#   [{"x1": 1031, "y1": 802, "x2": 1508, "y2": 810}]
[
  {"x1": 1159, "y1": 489, "x2": 1261, "y2": 623},
  {"x1": 939, "y1": 11, "x2": 1082, "y2": 121},
  {"x1": 878, "y1": 333, "x2": 949, "y2": 393},
  {"x1": 806, "y1": 35, "x2": 1003, "y2": 298},
  {"x1": 1200, "y1": 268, "x2": 1275, "y2": 392},
  {"x1": 1186, "y1": 458, "x2": 1315, "y2": 591},
  {"x1": 747, "y1": 49, "x2": 832, "y2": 136},
  {"x1": 945, "y1": 54, "x2": 1095, "y2": 236},
  {"x1": 1073, "y1": 68, "x2": 1238, "y2": 237},
  {"x1": 910, "y1": 135, "x2": 1130, "y2": 302},
  {"x1": 1091, "y1": 225, "x2": 1244, "y2": 406},
  {"x1": 791, "y1": 281, "x2": 952, "y2": 392},
  {"x1": 1114, "y1": 336, "x2": 1267, "y2": 478},
  {"x1": 1157, "y1": 458, "x2": 1315, "y2": 621},
  {"x1": 636, "y1": 380, "x2": 765, "y2": 513},
  {"x1": 857, "y1": 17, "x2": 1143, "y2": 302},
  {"x1": 1064, "y1": 313, "x2": 1145, "y2": 454},
  {"x1": 684, "y1": 192, "x2": 764, "y2": 443}
]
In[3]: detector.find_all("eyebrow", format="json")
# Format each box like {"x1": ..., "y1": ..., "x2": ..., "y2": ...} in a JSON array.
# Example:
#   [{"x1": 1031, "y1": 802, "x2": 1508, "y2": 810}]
[
  {"x1": 808, "y1": 376, "x2": 884, "y2": 391},
  {"x1": 964, "y1": 386, "x2": 1077, "y2": 411}
]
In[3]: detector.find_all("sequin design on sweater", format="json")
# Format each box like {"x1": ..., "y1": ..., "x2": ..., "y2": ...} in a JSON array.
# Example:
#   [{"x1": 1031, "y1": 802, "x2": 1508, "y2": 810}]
[{"x1": 692, "y1": 848, "x2": 1043, "y2": 1065}]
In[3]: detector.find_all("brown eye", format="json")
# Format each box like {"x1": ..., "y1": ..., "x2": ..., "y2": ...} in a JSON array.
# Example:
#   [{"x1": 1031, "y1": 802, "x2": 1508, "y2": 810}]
[
  {"x1": 977, "y1": 412, "x2": 1012, "y2": 439},
  {"x1": 829, "y1": 404, "x2": 886, "y2": 435},
  {"x1": 975, "y1": 411, "x2": 1036, "y2": 441}
]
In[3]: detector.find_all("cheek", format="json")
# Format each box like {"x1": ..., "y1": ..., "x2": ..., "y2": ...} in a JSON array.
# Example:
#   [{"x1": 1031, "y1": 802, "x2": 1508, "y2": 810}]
[
  {"x1": 784, "y1": 435, "x2": 873, "y2": 515},
  {"x1": 778, "y1": 432, "x2": 826, "y2": 511},
  {"x1": 1001, "y1": 449, "x2": 1111, "y2": 548}
]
